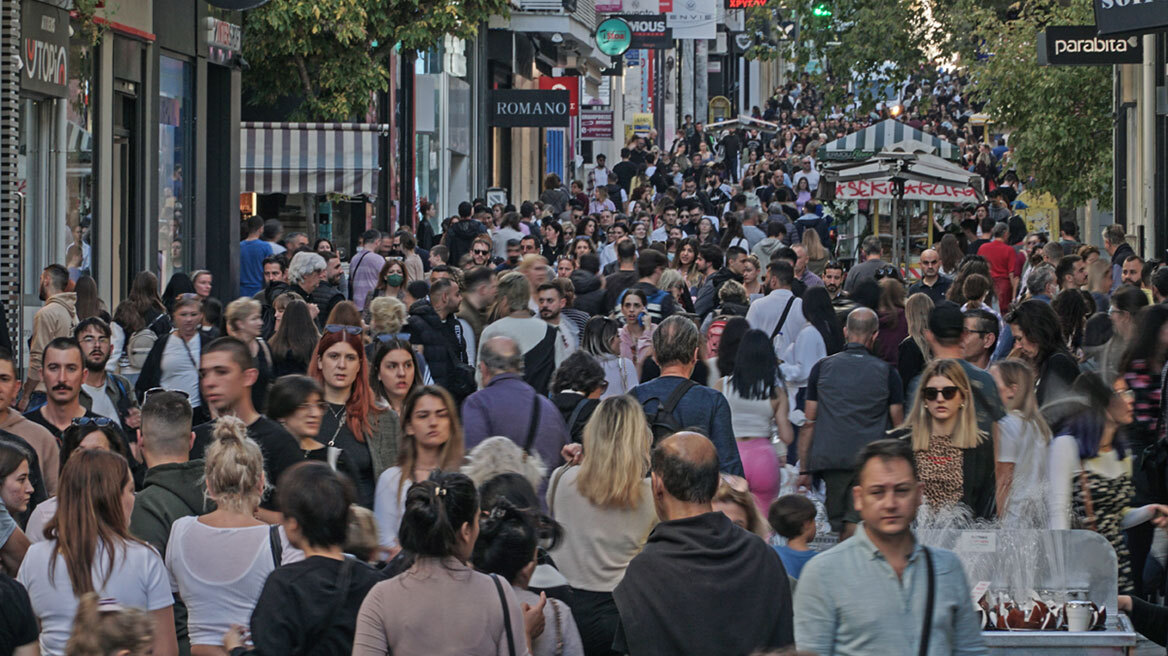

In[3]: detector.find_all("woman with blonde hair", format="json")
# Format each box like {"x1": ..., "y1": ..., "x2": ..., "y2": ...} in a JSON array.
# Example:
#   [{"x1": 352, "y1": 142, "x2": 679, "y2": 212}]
[
  {"x1": 372, "y1": 385, "x2": 465, "y2": 552},
  {"x1": 990, "y1": 359, "x2": 1051, "y2": 526},
  {"x1": 225, "y1": 297, "x2": 274, "y2": 412},
  {"x1": 891, "y1": 359, "x2": 994, "y2": 516},
  {"x1": 658, "y1": 268, "x2": 695, "y2": 314},
  {"x1": 800, "y1": 229, "x2": 829, "y2": 277},
  {"x1": 66, "y1": 592, "x2": 154, "y2": 656},
  {"x1": 546, "y1": 395, "x2": 658, "y2": 656},
  {"x1": 897, "y1": 293, "x2": 934, "y2": 396},
  {"x1": 712, "y1": 478, "x2": 769, "y2": 538},
  {"x1": 165, "y1": 416, "x2": 302, "y2": 655},
  {"x1": 17, "y1": 450, "x2": 177, "y2": 656},
  {"x1": 740, "y1": 254, "x2": 764, "y2": 298}
]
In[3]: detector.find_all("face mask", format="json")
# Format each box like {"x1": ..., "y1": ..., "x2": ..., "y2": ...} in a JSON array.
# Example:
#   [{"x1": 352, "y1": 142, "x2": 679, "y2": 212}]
[{"x1": 386, "y1": 274, "x2": 404, "y2": 287}]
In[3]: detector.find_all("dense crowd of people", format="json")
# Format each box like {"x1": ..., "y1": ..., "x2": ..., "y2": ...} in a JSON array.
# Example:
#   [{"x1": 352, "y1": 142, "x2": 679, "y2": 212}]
[{"x1": 4, "y1": 76, "x2": 1168, "y2": 656}]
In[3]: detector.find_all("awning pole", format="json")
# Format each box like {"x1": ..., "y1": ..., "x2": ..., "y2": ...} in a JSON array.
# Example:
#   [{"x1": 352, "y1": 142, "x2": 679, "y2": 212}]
[{"x1": 927, "y1": 202, "x2": 934, "y2": 248}]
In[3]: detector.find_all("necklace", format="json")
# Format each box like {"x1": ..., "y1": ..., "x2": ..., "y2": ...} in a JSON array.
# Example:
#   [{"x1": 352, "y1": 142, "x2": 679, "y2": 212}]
[{"x1": 326, "y1": 404, "x2": 346, "y2": 447}]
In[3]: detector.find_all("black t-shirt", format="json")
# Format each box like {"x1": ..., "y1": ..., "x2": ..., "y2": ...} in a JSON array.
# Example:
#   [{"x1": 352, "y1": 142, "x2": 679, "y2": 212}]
[
  {"x1": 318, "y1": 404, "x2": 375, "y2": 508},
  {"x1": 0, "y1": 573, "x2": 37, "y2": 654},
  {"x1": 250, "y1": 556, "x2": 384, "y2": 656},
  {"x1": 191, "y1": 415, "x2": 302, "y2": 510},
  {"x1": 25, "y1": 407, "x2": 115, "y2": 443},
  {"x1": 604, "y1": 270, "x2": 640, "y2": 312}
]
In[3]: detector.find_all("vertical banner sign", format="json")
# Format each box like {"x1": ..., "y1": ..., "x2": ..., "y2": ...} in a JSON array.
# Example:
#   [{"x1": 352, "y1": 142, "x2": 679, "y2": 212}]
[
  {"x1": 538, "y1": 76, "x2": 580, "y2": 116},
  {"x1": 20, "y1": 0, "x2": 69, "y2": 97},
  {"x1": 667, "y1": 0, "x2": 717, "y2": 39}
]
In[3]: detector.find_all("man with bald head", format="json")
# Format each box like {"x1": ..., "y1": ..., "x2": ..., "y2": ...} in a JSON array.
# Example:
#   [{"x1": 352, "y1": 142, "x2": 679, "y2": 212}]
[
  {"x1": 461, "y1": 336, "x2": 569, "y2": 485},
  {"x1": 907, "y1": 248, "x2": 952, "y2": 303},
  {"x1": 798, "y1": 307, "x2": 905, "y2": 539},
  {"x1": 612, "y1": 432, "x2": 794, "y2": 655}
]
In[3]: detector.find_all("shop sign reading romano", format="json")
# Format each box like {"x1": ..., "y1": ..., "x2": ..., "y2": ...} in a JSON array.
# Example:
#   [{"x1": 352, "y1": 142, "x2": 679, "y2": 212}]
[
  {"x1": 21, "y1": 0, "x2": 68, "y2": 98},
  {"x1": 488, "y1": 90, "x2": 571, "y2": 128}
]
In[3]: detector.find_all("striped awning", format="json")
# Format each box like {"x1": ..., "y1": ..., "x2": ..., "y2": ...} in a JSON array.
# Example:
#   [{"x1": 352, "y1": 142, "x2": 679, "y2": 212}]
[
  {"x1": 240, "y1": 122, "x2": 386, "y2": 197},
  {"x1": 818, "y1": 119, "x2": 960, "y2": 162}
]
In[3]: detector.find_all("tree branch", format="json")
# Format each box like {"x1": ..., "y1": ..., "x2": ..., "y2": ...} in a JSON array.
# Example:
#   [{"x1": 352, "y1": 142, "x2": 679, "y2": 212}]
[{"x1": 295, "y1": 55, "x2": 317, "y2": 103}]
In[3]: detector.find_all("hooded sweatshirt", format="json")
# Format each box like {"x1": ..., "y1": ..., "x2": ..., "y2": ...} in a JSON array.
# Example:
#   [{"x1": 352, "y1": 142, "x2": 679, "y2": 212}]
[
  {"x1": 570, "y1": 270, "x2": 607, "y2": 316},
  {"x1": 752, "y1": 235, "x2": 785, "y2": 263},
  {"x1": 613, "y1": 511, "x2": 794, "y2": 656},
  {"x1": 28, "y1": 292, "x2": 78, "y2": 388},
  {"x1": 129, "y1": 460, "x2": 213, "y2": 556},
  {"x1": 446, "y1": 219, "x2": 487, "y2": 267}
]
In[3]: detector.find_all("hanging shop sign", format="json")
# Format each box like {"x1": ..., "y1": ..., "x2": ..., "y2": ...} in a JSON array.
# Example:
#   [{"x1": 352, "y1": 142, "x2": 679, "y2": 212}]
[
  {"x1": 205, "y1": 17, "x2": 243, "y2": 65},
  {"x1": 488, "y1": 90, "x2": 571, "y2": 128},
  {"x1": 20, "y1": 0, "x2": 68, "y2": 98},
  {"x1": 1037, "y1": 25, "x2": 1143, "y2": 65},
  {"x1": 581, "y1": 111, "x2": 615, "y2": 140},
  {"x1": 725, "y1": 0, "x2": 767, "y2": 8},
  {"x1": 667, "y1": 0, "x2": 718, "y2": 39},
  {"x1": 597, "y1": 0, "x2": 674, "y2": 13},
  {"x1": 614, "y1": 14, "x2": 673, "y2": 48},
  {"x1": 538, "y1": 76, "x2": 579, "y2": 116},
  {"x1": 596, "y1": 17, "x2": 634, "y2": 56},
  {"x1": 1094, "y1": 0, "x2": 1168, "y2": 35}
]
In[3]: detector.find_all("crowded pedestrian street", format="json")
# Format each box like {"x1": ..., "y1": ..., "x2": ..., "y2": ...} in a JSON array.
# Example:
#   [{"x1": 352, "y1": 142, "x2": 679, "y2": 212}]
[{"x1": 1, "y1": 0, "x2": 1167, "y2": 655}]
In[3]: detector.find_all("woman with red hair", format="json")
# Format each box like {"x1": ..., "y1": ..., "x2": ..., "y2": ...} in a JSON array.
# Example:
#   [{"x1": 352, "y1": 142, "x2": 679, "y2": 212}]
[{"x1": 309, "y1": 325, "x2": 400, "y2": 508}]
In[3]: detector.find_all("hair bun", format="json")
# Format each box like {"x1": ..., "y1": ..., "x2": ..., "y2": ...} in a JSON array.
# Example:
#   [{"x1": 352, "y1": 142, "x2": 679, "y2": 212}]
[{"x1": 212, "y1": 415, "x2": 248, "y2": 443}]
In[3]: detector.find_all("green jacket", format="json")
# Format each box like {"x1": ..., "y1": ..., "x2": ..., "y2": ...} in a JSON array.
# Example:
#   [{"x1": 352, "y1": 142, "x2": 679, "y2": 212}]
[{"x1": 129, "y1": 460, "x2": 213, "y2": 556}]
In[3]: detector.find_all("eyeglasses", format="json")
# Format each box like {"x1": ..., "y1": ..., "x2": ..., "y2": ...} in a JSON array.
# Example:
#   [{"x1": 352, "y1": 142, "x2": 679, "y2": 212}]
[
  {"x1": 72, "y1": 416, "x2": 116, "y2": 427},
  {"x1": 142, "y1": 387, "x2": 190, "y2": 405},
  {"x1": 324, "y1": 324, "x2": 362, "y2": 335},
  {"x1": 922, "y1": 386, "x2": 961, "y2": 401},
  {"x1": 1116, "y1": 389, "x2": 1136, "y2": 401},
  {"x1": 79, "y1": 335, "x2": 111, "y2": 346},
  {"x1": 297, "y1": 401, "x2": 329, "y2": 412}
]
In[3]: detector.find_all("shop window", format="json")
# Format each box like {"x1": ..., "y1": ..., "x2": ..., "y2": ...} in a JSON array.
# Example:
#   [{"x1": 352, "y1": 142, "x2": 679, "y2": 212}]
[{"x1": 158, "y1": 56, "x2": 194, "y2": 283}]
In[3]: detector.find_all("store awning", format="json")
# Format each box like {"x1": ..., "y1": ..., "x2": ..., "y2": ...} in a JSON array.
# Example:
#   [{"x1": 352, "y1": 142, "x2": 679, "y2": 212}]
[
  {"x1": 818, "y1": 119, "x2": 960, "y2": 162},
  {"x1": 821, "y1": 151, "x2": 985, "y2": 203},
  {"x1": 240, "y1": 122, "x2": 386, "y2": 197}
]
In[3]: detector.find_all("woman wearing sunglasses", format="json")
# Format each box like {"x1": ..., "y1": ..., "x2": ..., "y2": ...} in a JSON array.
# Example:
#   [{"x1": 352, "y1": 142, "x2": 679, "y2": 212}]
[
  {"x1": 1048, "y1": 372, "x2": 1168, "y2": 594},
  {"x1": 134, "y1": 293, "x2": 213, "y2": 425},
  {"x1": 890, "y1": 359, "x2": 993, "y2": 514},
  {"x1": 309, "y1": 325, "x2": 399, "y2": 509}
]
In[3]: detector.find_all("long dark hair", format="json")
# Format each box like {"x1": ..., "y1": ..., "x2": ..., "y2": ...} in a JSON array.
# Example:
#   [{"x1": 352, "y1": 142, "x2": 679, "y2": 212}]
[
  {"x1": 74, "y1": 276, "x2": 102, "y2": 320},
  {"x1": 398, "y1": 471, "x2": 479, "y2": 559},
  {"x1": 127, "y1": 271, "x2": 165, "y2": 318},
  {"x1": 370, "y1": 338, "x2": 423, "y2": 402},
  {"x1": 162, "y1": 273, "x2": 196, "y2": 313},
  {"x1": 1120, "y1": 304, "x2": 1168, "y2": 373},
  {"x1": 269, "y1": 299, "x2": 320, "y2": 371},
  {"x1": 1050, "y1": 372, "x2": 1127, "y2": 460},
  {"x1": 1006, "y1": 300, "x2": 1068, "y2": 365},
  {"x1": 730, "y1": 329, "x2": 781, "y2": 400},
  {"x1": 801, "y1": 286, "x2": 844, "y2": 355},
  {"x1": 715, "y1": 317, "x2": 751, "y2": 376}
]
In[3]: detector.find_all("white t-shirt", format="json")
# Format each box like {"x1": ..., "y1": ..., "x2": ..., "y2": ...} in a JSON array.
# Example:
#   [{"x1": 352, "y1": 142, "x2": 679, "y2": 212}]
[
  {"x1": 996, "y1": 413, "x2": 1048, "y2": 526},
  {"x1": 81, "y1": 380, "x2": 120, "y2": 423},
  {"x1": 373, "y1": 466, "x2": 414, "y2": 548},
  {"x1": 25, "y1": 496, "x2": 56, "y2": 543},
  {"x1": 165, "y1": 517, "x2": 303, "y2": 646},
  {"x1": 18, "y1": 539, "x2": 173, "y2": 656},
  {"x1": 160, "y1": 333, "x2": 202, "y2": 407}
]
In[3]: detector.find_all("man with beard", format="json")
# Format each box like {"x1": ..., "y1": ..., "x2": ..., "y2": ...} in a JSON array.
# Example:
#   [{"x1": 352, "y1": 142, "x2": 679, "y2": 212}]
[
  {"x1": 19, "y1": 264, "x2": 77, "y2": 411},
  {"x1": 25, "y1": 337, "x2": 122, "y2": 447},
  {"x1": 311, "y1": 251, "x2": 345, "y2": 312},
  {"x1": 75, "y1": 318, "x2": 139, "y2": 433},
  {"x1": 537, "y1": 282, "x2": 578, "y2": 364}
]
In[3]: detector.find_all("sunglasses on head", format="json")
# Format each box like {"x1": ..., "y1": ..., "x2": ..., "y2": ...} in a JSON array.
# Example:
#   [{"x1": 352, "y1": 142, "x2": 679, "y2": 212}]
[
  {"x1": 922, "y1": 386, "x2": 960, "y2": 401},
  {"x1": 142, "y1": 387, "x2": 190, "y2": 405},
  {"x1": 72, "y1": 416, "x2": 116, "y2": 427},
  {"x1": 874, "y1": 266, "x2": 899, "y2": 280},
  {"x1": 325, "y1": 324, "x2": 362, "y2": 335},
  {"x1": 376, "y1": 332, "x2": 411, "y2": 343}
]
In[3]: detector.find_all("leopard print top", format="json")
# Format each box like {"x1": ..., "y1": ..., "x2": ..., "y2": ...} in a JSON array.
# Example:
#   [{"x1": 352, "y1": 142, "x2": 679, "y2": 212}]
[{"x1": 915, "y1": 434, "x2": 964, "y2": 508}]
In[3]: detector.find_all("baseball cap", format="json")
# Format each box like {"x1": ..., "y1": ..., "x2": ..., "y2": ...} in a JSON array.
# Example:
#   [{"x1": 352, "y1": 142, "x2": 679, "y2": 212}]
[{"x1": 928, "y1": 301, "x2": 965, "y2": 341}]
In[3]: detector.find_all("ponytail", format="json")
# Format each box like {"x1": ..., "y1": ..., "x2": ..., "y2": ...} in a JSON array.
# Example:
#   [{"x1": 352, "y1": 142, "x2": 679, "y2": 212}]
[
  {"x1": 398, "y1": 471, "x2": 478, "y2": 559},
  {"x1": 204, "y1": 415, "x2": 266, "y2": 514},
  {"x1": 65, "y1": 592, "x2": 153, "y2": 656}
]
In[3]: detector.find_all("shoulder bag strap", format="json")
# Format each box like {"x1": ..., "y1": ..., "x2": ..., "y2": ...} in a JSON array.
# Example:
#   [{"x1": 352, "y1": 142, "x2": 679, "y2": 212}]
[
  {"x1": 565, "y1": 398, "x2": 589, "y2": 439},
  {"x1": 269, "y1": 525, "x2": 283, "y2": 567},
  {"x1": 548, "y1": 465, "x2": 569, "y2": 517},
  {"x1": 349, "y1": 250, "x2": 371, "y2": 299},
  {"x1": 491, "y1": 574, "x2": 518, "y2": 656},
  {"x1": 919, "y1": 546, "x2": 935, "y2": 656},
  {"x1": 662, "y1": 379, "x2": 697, "y2": 416},
  {"x1": 524, "y1": 391, "x2": 543, "y2": 453},
  {"x1": 770, "y1": 295, "x2": 797, "y2": 341}
]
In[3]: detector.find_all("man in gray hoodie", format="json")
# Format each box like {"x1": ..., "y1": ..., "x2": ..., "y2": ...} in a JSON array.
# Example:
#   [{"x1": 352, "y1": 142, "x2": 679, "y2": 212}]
[{"x1": 752, "y1": 220, "x2": 788, "y2": 265}]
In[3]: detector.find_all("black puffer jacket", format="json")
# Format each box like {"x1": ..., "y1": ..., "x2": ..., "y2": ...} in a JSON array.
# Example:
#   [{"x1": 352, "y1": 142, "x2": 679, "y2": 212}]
[
  {"x1": 571, "y1": 270, "x2": 607, "y2": 317},
  {"x1": 551, "y1": 391, "x2": 598, "y2": 443},
  {"x1": 446, "y1": 219, "x2": 487, "y2": 267},
  {"x1": 406, "y1": 301, "x2": 473, "y2": 400}
]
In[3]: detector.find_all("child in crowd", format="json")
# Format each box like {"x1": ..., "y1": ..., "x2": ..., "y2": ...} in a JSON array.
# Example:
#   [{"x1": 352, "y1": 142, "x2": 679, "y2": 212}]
[{"x1": 768, "y1": 494, "x2": 818, "y2": 580}]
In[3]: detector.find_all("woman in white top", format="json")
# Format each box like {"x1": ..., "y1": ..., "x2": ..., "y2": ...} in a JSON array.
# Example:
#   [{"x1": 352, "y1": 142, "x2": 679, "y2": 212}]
[
  {"x1": 780, "y1": 288, "x2": 845, "y2": 429},
  {"x1": 17, "y1": 449, "x2": 177, "y2": 656},
  {"x1": 990, "y1": 359, "x2": 1051, "y2": 527},
  {"x1": 1047, "y1": 373, "x2": 1168, "y2": 594},
  {"x1": 165, "y1": 416, "x2": 302, "y2": 655},
  {"x1": 547, "y1": 395, "x2": 657, "y2": 656},
  {"x1": 373, "y1": 385, "x2": 465, "y2": 553},
  {"x1": 715, "y1": 329, "x2": 793, "y2": 510},
  {"x1": 581, "y1": 317, "x2": 638, "y2": 398},
  {"x1": 135, "y1": 293, "x2": 210, "y2": 423}
]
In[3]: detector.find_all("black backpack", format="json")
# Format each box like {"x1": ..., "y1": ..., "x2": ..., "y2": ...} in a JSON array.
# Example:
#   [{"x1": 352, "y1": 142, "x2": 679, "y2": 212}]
[
  {"x1": 523, "y1": 326, "x2": 558, "y2": 396},
  {"x1": 642, "y1": 379, "x2": 697, "y2": 444}
]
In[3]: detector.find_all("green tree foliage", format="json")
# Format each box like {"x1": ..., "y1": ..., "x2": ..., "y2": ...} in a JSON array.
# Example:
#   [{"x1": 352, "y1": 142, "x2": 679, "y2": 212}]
[
  {"x1": 242, "y1": 0, "x2": 509, "y2": 121},
  {"x1": 942, "y1": 0, "x2": 1112, "y2": 209}
]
